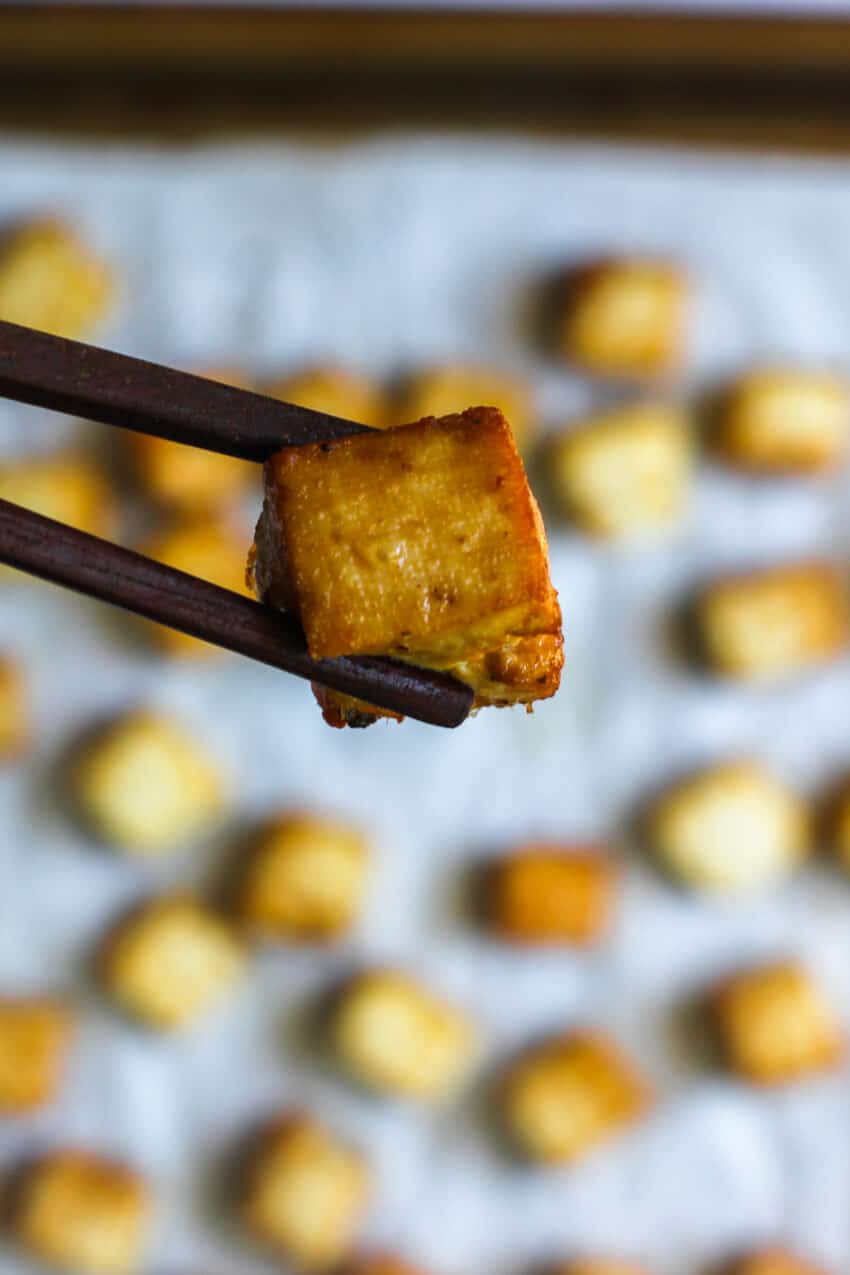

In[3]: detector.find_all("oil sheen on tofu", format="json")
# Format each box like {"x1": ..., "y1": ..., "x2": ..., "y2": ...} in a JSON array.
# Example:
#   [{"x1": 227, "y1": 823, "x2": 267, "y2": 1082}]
[{"x1": 251, "y1": 407, "x2": 563, "y2": 727}]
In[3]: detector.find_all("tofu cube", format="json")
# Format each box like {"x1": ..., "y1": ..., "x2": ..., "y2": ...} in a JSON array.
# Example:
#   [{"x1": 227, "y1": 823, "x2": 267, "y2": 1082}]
[
  {"x1": 0, "y1": 656, "x2": 28, "y2": 760},
  {"x1": 138, "y1": 516, "x2": 252, "y2": 658},
  {"x1": 711, "y1": 962, "x2": 843, "y2": 1085},
  {"x1": 552, "y1": 1263, "x2": 650, "y2": 1275},
  {"x1": 0, "y1": 217, "x2": 113, "y2": 339},
  {"x1": 394, "y1": 365, "x2": 535, "y2": 451},
  {"x1": 242, "y1": 1114, "x2": 369, "y2": 1270},
  {"x1": 712, "y1": 369, "x2": 849, "y2": 474},
  {"x1": 827, "y1": 778, "x2": 850, "y2": 873},
  {"x1": 100, "y1": 895, "x2": 244, "y2": 1030},
  {"x1": 646, "y1": 761, "x2": 809, "y2": 893},
  {"x1": 485, "y1": 845, "x2": 616, "y2": 945},
  {"x1": 549, "y1": 403, "x2": 692, "y2": 540},
  {"x1": 500, "y1": 1030, "x2": 651, "y2": 1164},
  {"x1": 0, "y1": 998, "x2": 73, "y2": 1113},
  {"x1": 128, "y1": 370, "x2": 255, "y2": 511},
  {"x1": 719, "y1": 1252, "x2": 828, "y2": 1275},
  {"x1": 71, "y1": 711, "x2": 225, "y2": 856},
  {"x1": 330, "y1": 970, "x2": 477, "y2": 1101},
  {"x1": 252, "y1": 408, "x2": 563, "y2": 726},
  {"x1": 695, "y1": 562, "x2": 849, "y2": 681},
  {"x1": 267, "y1": 365, "x2": 387, "y2": 430},
  {"x1": 341, "y1": 1255, "x2": 430, "y2": 1275},
  {"x1": 558, "y1": 259, "x2": 687, "y2": 378},
  {"x1": 236, "y1": 813, "x2": 369, "y2": 941},
  {"x1": 12, "y1": 1150, "x2": 150, "y2": 1275},
  {"x1": 0, "y1": 453, "x2": 113, "y2": 585}
]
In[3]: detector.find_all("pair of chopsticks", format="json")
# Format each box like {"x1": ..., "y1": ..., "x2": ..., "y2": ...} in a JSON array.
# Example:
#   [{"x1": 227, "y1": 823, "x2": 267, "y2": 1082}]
[{"x1": 0, "y1": 320, "x2": 473, "y2": 729}]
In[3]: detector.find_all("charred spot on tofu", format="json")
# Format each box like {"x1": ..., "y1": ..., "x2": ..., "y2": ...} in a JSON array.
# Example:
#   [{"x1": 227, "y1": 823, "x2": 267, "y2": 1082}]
[{"x1": 251, "y1": 408, "x2": 563, "y2": 727}]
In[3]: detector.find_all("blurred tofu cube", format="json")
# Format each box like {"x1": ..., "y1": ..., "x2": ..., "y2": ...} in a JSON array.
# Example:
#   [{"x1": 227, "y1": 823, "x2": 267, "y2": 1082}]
[
  {"x1": 827, "y1": 777, "x2": 850, "y2": 872},
  {"x1": 267, "y1": 365, "x2": 387, "y2": 430},
  {"x1": 485, "y1": 846, "x2": 616, "y2": 945},
  {"x1": 646, "y1": 761, "x2": 809, "y2": 894},
  {"x1": 710, "y1": 962, "x2": 843, "y2": 1085},
  {"x1": 252, "y1": 408, "x2": 563, "y2": 725},
  {"x1": 138, "y1": 516, "x2": 252, "y2": 658},
  {"x1": 394, "y1": 365, "x2": 535, "y2": 451},
  {"x1": 720, "y1": 1252, "x2": 829, "y2": 1275},
  {"x1": 0, "y1": 999, "x2": 73, "y2": 1113},
  {"x1": 0, "y1": 218, "x2": 113, "y2": 338},
  {"x1": 0, "y1": 453, "x2": 113, "y2": 584},
  {"x1": 242, "y1": 1114, "x2": 369, "y2": 1270},
  {"x1": 330, "y1": 970, "x2": 476, "y2": 1101},
  {"x1": 500, "y1": 1030, "x2": 651, "y2": 1164},
  {"x1": 100, "y1": 895, "x2": 244, "y2": 1030},
  {"x1": 0, "y1": 657, "x2": 28, "y2": 760},
  {"x1": 12, "y1": 1150, "x2": 150, "y2": 1275},
  {"x1": 72, "y1": 711, "x2": 225, "y2": 856},
  {"x1": 549, "y1": 403, "x2": 692, "y2": 540},
  {"x1": 341, "y1": 1255, "x2": 430, "y2": 1275},
  {"x1": 558, "y1": 259, "x2": 687, "y2": 378},
  {"x1": 712, "y1": 369, "x2": 849, "y2": 474},
  {"x1": 236, "y1": 813, "x2": 369, "y2": 941},
  {"x1": 695, "y1": 562, "x2": 849, "y2": 680},
  {"x1": 127, "y1": 371, "x2": 255, "y2": 511}
]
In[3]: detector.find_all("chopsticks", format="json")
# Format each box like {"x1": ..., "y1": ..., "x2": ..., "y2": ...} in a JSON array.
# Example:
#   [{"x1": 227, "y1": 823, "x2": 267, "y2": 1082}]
[{"x1": 0, "y1": 322, "x2": 474, "y2": 729}]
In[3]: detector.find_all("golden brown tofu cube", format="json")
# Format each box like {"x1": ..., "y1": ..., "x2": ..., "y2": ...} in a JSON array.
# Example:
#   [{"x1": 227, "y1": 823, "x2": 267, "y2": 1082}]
[
  {"x1": 0, "y1": 218, "x2": 113, "y2": 339},
  {"x1": 0, "y1": 453, "x2": 113, "y2": 583},
  {"x1": 0, "y1": 999, "x2": 73, "y2": 1114},
  {"x1": 12, "y1": 1150, "x2": 150, "y2": 1275},
  {"x1": 138, "y1": 516, "x2": 252, "y2": 658},
  {"x1": 127, "y1": 371, "x2": 255, "y2": 512},
  {"x1": 252, "y1": 408, "x2": 563, "y2": 725},
  {"x1": 500, "y1": 1030, "x2": 651, "y2": 1165},
  {"x1": 100, "y1": 895, "x2": 244, "y2": 1030},
  {"x1": 0, "y1": 656, "x2": 28, "y2": 760},
  {"x1": 330, "y1": 970, "x2": 477, "y2": 1101},
  {"x1": 719, "y1": 1251, "x2": 828, "y2": 1275},
  {"x1": 242, "y1": 1114, "x2": 369, "y2": 1271},
  {"x1": 72, "y1": 711, "x2": 225, "y2": 856},
  {"x1": 485, "y1": 846, "x2": 616, "y2": 945},
  {"x1": 342, "y1": 1254, "x2": 431, "y2": 1275},
  {"x1": 646, "y1": 761, "x2": 809, "y2": 894},
  {"x1": 711, "y1": 962, "x2": 843, "y2": 1086},
  {"x1": 394, "y1": 365, "x2": 535, "y2": 451},
  {"x1": 236, "y1": 813, "x2": 369, "y2": 941},
  {"x1": 695, "y1": 562, "x2": 849, "y2": 681},
  {"x1": 549, "y1": 403, "x2": 692, "y2": 540},
  {"x1": 268, "y1": 365, "x2": 387, "y2": 430},
  {"x1": 712, "y1": 369, "x2": 849, "y2": 474},
  {"x1": 559, "y1": 259, "x2": 687, "y2": 379}
]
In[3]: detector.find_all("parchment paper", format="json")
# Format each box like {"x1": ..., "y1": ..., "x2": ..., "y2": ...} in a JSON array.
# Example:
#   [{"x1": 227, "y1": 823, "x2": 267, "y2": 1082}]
[{"x1": 2, "y1": 139, "x2": 850, "y2": 1275}]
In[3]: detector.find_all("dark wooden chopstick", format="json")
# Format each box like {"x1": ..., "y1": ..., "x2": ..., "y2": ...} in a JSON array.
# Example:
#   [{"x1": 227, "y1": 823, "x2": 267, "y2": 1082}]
[
  {"x1": 0, "y1": 499, "x2": 473, "y2": 729},
  {"x1": 0, "y1": 319, "x2": 371, "y2": 460}
]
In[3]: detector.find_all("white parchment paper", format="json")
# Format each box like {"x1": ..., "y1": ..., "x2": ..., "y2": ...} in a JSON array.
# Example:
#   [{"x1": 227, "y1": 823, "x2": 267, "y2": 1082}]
[{"x1": 2, "y1": 139, "x2": 850, "y2": 1275}]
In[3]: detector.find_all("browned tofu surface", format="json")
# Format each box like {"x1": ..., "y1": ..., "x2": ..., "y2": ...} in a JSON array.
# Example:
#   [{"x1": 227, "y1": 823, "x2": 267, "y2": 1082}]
[
  {"x1": 486, "y1": 846, "x2": 616, "y2": 945},
  {"x1": 695, "y1": 562, "x2": 849, "y2": 681},
  {"x1": 710, "y1": 961, "x2": 844, "y2": 1086},
  {"x1": 12, "y1": 1150, "x2": 150, "y2": 1275},
  {"x1": 717, "y1": 1251, "x2": 829, "y2": 1275},
  {"x1": 0, "y1": 998, "x2": 73, "y2": 1113},
  {"x1": 0, "y1": 657, "x2": 28, "y2": 760},
  {"x1": 253, "y1": 408, "x2": 562, "y2": 720},
  {"x1": 500, "y1": 1030, "x2": 651, "y2": 1164},
  {"x1": 559, "y1": 259, "x2": 687, "y2": 379}
]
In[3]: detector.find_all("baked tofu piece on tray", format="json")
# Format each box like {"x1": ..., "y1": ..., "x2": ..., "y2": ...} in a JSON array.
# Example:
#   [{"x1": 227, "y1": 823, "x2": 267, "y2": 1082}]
[{"x1": 251, "y1": 407, "x2": 563, "y2": 727}]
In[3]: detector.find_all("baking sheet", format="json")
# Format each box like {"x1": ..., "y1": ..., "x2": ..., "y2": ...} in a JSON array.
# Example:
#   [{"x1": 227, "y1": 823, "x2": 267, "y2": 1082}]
[{"x1": 3, "y1": 139, "x2": 850, "y2": 1274}]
